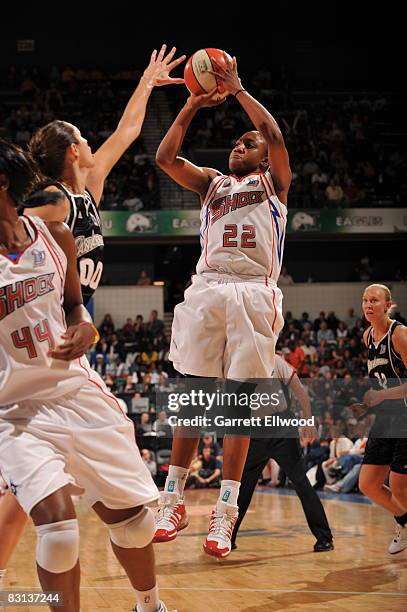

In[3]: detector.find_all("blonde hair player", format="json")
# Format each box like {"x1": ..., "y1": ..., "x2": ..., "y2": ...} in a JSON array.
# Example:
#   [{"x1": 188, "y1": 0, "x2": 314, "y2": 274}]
[
  {"x1": 358, "y1": 284, "x2": 407, "y2": 554},
  {"x1": 154, "y1": 54, "x2": 291, "y2": 557},
  {"x1": 0, "y1": 141, "x2": 174, "y2": 612}
]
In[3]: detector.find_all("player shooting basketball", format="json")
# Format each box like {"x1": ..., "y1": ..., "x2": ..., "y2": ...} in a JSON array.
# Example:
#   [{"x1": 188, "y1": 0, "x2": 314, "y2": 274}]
[{"x1": 153, "y1": 55, "x2": 292, "y2": 557}]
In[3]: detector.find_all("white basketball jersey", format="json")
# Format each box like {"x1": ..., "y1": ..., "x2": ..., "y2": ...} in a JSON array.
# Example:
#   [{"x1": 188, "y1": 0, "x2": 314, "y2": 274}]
[
  {"x1": 0, "y1": 216, "x2": 87, "y2": 406},
  {"x1": 196, "y1": 169, "x2": 287, "y2": 281}
]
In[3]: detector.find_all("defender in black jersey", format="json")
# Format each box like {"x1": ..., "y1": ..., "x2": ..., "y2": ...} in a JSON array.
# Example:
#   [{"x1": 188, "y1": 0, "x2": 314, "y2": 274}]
[
  {"x1": 24, "y1": 180, "x2": 103, "y2": 304},
  {"x1": 23, "y1": 44, "x2": 185, "y2": 305},
  {"x1": 358, "y1": 284, "x2": 407, "y2": 554}
]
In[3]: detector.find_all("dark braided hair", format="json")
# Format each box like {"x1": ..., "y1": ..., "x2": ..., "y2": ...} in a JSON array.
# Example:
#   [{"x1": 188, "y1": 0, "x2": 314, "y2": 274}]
[{"x1": 0, "y1": 138, "x2": 38, "y2": 207}]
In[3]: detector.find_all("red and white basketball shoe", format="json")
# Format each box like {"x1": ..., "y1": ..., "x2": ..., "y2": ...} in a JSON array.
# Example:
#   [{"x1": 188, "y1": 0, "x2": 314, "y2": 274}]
[
  {"x1": 203, "y1": 501, "x2": 238, "y2": 558},
  {"x1": 153, "y1": 492, "x2": 189, "y2": 543}
]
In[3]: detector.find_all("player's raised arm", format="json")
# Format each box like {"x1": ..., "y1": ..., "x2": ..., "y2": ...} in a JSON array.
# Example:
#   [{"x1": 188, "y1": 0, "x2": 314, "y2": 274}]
[
  {"x1": 46, "y1": 222, "x2": 99, "y2": 360},
  {"x1": 156, "y1": 89, "x2": 223, "y2": 199},
  {"x1": 211, "y1": 56, "x2": 292, "y2": 204},
  {"x1": 87, "y1": 44, "x2": 186, "y2": 204}
]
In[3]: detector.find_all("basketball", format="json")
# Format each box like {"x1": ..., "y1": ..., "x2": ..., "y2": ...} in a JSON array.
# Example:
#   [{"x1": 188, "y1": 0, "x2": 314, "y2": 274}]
[{"x1": 184, "y1": 48, "x2": 232, "y2": 97}]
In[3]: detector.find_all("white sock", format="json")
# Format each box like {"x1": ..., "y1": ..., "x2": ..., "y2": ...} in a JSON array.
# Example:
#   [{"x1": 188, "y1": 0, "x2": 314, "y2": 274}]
[
  {"x1": 0, "y1": 568, "x2": 6, "y2": 588},
  {"x1": 164, "y1": 465, "x2": 188, "y2": 497},
  {"x1": 135, "y1": 584, "x2": 160, "y2": 612},
  {"x1": 218, "y1": 480, "x2": 240, "y2": 507}
]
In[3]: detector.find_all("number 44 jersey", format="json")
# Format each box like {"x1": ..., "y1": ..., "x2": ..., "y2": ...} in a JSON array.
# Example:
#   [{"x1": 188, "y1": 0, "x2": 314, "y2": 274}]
[{"x1": 0, "y1": 216, "x2": 88, "y2": 407}]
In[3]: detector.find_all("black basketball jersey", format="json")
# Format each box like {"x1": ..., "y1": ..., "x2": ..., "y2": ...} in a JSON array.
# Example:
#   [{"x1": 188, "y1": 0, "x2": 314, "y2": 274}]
[
  {"x1": 56, "y1": 182, "x2": 104, "y2": 305},
  {"x1": 367, "y1": 320, "x2": 407, "y2": 412}
]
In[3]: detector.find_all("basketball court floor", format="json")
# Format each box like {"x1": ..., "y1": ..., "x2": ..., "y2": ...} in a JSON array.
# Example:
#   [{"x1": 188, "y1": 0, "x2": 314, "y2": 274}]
[{"x1": 5, "y1": 488, "x2": 407, "y2": 611}]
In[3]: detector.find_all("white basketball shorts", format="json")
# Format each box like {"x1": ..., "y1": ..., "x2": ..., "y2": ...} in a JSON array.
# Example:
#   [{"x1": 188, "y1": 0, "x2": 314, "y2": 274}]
[
  {"x1": 0, "y1": 369, "x2": 159, "y2": 515},
  {"x1": 170, "y1": 273, "x2": 284, "y2": 379}
]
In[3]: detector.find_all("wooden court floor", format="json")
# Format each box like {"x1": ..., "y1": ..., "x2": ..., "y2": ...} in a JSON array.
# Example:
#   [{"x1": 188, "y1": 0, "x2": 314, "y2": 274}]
[{"x1": 4, "y1": 488, "x2": 407, "y2": 611}]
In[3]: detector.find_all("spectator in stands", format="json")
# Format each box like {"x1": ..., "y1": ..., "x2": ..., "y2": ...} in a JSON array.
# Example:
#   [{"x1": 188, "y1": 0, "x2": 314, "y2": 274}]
[
  {"x1": 324, "y1": 436, "x2": 367, "y2": 493},
  {"x1": 198, "y1": 434, "x2": 221, "y2": 459},
  {"x1": 122, "y1": 318, "x2": 136, "y2": 339},
  {"x1": 301, "y1": 339, "x2": 318, "y2": 364},
  {"x1": 137, "y1": 270, "x2": 152, "y2": 286},
  {"x1": 153, "y1": 410, "x2": 172, "y2": 437},
  {"x1": 336, "y1": 321, "x2": 349, "y2": 340},
  {"x1": 305, "y1": 439, "x2": 330, "y2": 472},
  {"x1": 345, "y1": 308, "x2": 358, "y2": 329},
  {"x1": 278, "y1": 265, "x2": 294, "y2": 286},
  {"x1": 321, "y1": 422, "x2": 354, "y2": 485},
  {"x1": 141, "y1": 344, "x2": 159, "y2": 366},
  {"x1": 286, "y1": 341, "x2": 305, "y2": 370},
  {"x1": 92, "y1": 353, "x2": 107, "y2": 377},
  {"x1": 153, "y1": 331, "x2": 168, "y2": 361},
  {"x1": 138, "y1": 412, "x2": 153, "y2": 436},
  {"x1": 314, "y1": 311, "x2": 327, "y2": 332},
  {"x1": 311, "y1": 166, "x2": 328, "y2": 187},
  {"x1": 141, "y1": 449, "x2": 157, "y2": 478},
  {"x1": 342, "y1": 177, "x2": 364, "y2": 205},
  {"x1": 99, "y1": 313, "x2": 115, "y2": 336},
  {"x1": 325, "y1": 177, "x2": 344, "y2": 204},
  {"x1": 189, "y1": 448, "x2": 221, "y2": 489},
  {"x1": 354, "y1": 256, "x2": 374, "y2": 281},
  {"x1": 123, "y1": 375, "x2": 136, "y2": 396},
  {"x1": 317, "y1": 321, "x2": 335, "y2": 344},
  {"x1": 146, "y1": 309, "x2": 165, "y2": 336},
  {"x1": 123, "y1": 190, "x2": 144, "y2": 211}
]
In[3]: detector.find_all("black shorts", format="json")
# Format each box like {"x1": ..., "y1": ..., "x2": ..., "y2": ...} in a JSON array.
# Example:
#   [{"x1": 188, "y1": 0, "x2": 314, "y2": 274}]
[{"x1": 363, "y1": 437, "x2": 407, "y2": 474}]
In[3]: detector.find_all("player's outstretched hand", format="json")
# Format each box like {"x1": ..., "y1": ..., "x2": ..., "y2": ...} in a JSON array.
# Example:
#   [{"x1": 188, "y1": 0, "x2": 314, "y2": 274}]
[
  {"x1": 143, "y1": 44, "x2": 186, "y2": 88},
  {"x1": 208, "y1": 55, "x2": 243, "y2": 97},
  {"x1": 187, "y1": 87, "x2": 226, "y2": 109},
  {"x1": 48, "y1": 323, "x2": 96, "y2": 361}
]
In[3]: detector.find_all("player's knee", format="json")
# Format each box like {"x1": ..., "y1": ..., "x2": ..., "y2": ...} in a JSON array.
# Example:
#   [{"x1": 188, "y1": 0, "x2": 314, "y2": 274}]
[
  {"x1": 358, "y1": 473, "x2": 377, "y2": 497},
  {"x1": 108, "y1": 506, "x2": 155, "y2": 549},
  {"x1": 35, "y1": 519, "x2": 79, "y2": 573},
  {"x1": 391, "y1": 477, "x2": 407, "y2": 502}
]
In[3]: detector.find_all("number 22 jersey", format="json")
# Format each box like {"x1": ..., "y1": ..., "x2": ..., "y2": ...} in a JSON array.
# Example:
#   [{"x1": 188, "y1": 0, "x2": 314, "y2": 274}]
[{"x1": 196, "y1": 169, "x2": 287, "y2": 282}]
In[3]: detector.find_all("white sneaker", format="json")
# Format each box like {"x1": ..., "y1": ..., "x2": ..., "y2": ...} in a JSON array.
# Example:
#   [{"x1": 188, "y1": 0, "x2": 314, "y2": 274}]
[
  {"x1": 132, "y1": 601, "x2": 177, "y2": 611},
  {"x1": 153, "y1": 492, "x2": 189, "y2": 543},
  {"x1": 203, "y1": 501, "x2": 238, "y2": 559},
  {"x1": 389, "y1": 524, "x2": 407, "y2": 554}
]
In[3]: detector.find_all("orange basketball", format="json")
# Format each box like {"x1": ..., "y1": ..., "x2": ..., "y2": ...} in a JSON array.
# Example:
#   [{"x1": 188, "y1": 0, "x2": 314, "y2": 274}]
[{"x1": 184, "y1": 48, "x2": 232, "y2": 96}]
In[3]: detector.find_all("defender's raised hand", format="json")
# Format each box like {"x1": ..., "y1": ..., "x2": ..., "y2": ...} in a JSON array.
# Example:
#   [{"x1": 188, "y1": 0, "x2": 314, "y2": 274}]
[{"x1": 143, "y1": 44, "x2": 186, "y2": 88}]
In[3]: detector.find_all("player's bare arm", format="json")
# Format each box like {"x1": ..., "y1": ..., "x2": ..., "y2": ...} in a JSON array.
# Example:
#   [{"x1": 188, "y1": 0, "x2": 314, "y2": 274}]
[
  {"x1": 46, "y1": 221, "x2": 97, "y2": 360},
  {"x1": 211, "y1": 56, "x2": 292, "y2": 203},
  {"x1": 23, "y1": 185, "x2": 70, "y2": 222},
  {"x1": 156, "y1": 88, "x2": 223, "y2": 199},
  {"x1": 289, "y1": 373, "x2": 317, "y2": 443},
  {"x1": 87, "y1": 44, "x2": 186, "y2": 204}
]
